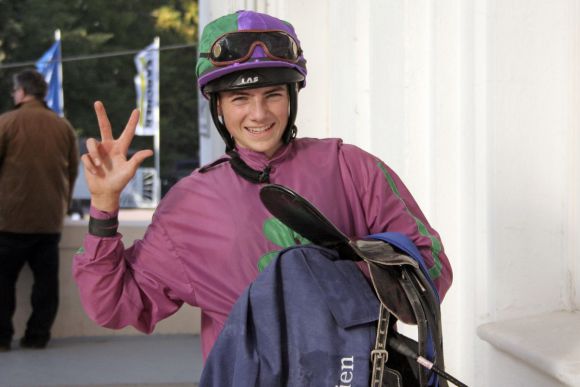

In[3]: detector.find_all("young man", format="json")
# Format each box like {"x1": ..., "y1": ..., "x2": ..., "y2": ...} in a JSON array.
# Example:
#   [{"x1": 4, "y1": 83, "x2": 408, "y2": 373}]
[
  {"x1": 0, "y1": 69, "x2": 79, "y2": 351},
  {"x1": 74, "y1": 10, "x2": 452, "y2": 360}
]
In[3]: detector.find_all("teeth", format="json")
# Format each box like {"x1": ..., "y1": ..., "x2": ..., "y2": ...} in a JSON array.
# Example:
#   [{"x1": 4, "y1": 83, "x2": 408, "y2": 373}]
[{"x1": 246, "y1": 124, "x2": 271, "y2": 133}]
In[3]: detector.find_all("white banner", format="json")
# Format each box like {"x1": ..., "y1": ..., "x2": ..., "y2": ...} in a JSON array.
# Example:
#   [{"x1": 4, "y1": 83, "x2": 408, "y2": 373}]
[{"x1": 134, "y1": 38, "x2": 159, "y2": 136}]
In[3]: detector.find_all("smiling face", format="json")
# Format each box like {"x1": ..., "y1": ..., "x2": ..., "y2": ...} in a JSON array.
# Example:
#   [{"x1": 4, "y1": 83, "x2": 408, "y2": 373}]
[{"x1": 218, "y1": 85, "x2": 289, "y2": 158}]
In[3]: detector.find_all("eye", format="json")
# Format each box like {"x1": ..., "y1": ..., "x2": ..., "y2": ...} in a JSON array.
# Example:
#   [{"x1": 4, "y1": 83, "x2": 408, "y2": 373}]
[
  {"x1": 230, "y1": 95, "x2": 248, "y2": 103},
  {"x1": 266, "y1": 91, "x2": 284, "y2": 99}
]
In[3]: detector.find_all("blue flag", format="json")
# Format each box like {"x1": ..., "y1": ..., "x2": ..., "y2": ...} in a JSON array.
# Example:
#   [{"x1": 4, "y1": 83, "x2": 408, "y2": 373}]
[{"x1": 36, "y1": 39, "x2": 64, "y2": 116}]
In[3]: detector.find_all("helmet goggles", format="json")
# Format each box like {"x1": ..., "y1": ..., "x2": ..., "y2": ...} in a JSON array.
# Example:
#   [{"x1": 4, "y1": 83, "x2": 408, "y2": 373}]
[{"x1": 204, "y1": 30, "x2": 302, "y2": 66}]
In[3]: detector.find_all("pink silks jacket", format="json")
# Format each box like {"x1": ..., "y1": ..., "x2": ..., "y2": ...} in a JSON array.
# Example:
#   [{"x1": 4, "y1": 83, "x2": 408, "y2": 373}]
[{"x1": 73, "y1": 138, "x2": 452, "y2": 359}]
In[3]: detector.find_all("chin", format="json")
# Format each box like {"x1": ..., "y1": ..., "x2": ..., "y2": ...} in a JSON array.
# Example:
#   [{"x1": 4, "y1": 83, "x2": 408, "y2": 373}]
[{"x1": 251, "y1": 143, "x2": 282, "y2": 157}]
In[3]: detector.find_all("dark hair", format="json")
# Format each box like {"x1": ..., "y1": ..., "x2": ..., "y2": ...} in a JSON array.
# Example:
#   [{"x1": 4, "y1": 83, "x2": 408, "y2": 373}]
[{"x1": 13, "y1": 69, "x2": 47, "y2": 100}]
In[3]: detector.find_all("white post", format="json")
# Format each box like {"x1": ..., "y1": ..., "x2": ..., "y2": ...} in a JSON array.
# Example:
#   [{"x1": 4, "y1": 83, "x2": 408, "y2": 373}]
[
  {"x1": 55, "y1": 29, "x2": 64, "y2": 117},
  {"x1": 153, "y1": 36, "x2": 161, "y2": 203}
]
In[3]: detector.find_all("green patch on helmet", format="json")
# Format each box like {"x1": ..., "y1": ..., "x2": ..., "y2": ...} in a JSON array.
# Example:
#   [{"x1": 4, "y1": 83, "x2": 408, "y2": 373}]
[{"x1": 196, "y1": 13, "x2": 239, "y2": 78}]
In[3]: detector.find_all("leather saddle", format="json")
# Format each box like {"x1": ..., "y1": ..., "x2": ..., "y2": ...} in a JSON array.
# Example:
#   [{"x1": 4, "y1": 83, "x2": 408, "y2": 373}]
[{"x1": 260, "y1": 184, "x2": 449, "y2": 387}]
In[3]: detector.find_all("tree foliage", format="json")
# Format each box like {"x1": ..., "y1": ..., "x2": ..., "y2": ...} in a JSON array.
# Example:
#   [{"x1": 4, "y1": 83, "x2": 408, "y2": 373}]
[{"x1": 0, "y1": 0, "x2": 199, "y2": 190}]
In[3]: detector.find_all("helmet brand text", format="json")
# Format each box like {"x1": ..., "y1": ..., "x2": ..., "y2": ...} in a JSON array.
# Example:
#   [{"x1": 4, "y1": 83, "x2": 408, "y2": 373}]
[{"x1": 239, "y1": 76, "x2": 259, "y2": 85}]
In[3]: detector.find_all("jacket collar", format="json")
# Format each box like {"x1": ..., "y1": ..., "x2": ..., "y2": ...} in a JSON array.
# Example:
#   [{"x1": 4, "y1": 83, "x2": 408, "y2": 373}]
[
  {"x1": 234, "y1": 140, "x2": 296, "y2": 170},
  {"x1": 15, "y1": 99, "x2": 49, "y2": 110}
]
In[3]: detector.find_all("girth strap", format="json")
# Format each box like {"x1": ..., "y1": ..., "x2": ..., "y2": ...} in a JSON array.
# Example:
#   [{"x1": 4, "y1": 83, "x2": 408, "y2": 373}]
[{"x1": 371, "y1": 304, "x2": 390, "y2": 387}]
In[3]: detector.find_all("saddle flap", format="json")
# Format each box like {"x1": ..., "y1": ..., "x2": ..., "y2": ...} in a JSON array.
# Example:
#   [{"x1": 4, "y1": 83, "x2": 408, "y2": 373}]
[
  {"x1": 354, "y1": 239, "x2": 419, "y2": 268},
  {"x1": 355, "y1": 240, "x2": 419, "y2": 325}
]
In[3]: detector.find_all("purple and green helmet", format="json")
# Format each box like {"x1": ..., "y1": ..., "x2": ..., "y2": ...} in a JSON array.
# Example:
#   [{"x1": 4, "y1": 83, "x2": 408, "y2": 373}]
[
  {"x1": 197, "y1": 10, "x2": 307, "y2": 95},
  {"x1": 196, "y1": 10, "x2": 308, "y2": 152}
]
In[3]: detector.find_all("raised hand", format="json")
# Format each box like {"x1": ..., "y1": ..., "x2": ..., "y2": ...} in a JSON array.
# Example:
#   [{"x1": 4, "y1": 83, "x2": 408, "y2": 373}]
[{"x1": 81, "y1": 101, "x2": 153, "y2": 212}]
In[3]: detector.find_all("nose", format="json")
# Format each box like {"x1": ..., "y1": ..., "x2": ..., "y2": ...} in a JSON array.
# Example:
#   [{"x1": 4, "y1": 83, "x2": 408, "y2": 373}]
[{"x1": 249, "y1": 97, "x2": 268, "y2": 121}]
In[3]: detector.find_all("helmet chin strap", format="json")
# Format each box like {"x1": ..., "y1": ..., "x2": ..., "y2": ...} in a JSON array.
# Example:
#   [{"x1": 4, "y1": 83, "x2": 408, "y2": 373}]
[
  {"x1": 209, "y1": 94, "x2": 236, "y2": 151},
  {"x1": 206, "y1": 84, "x2": 299, "y2": 184},
  {"x1": 227, "y1": 150, "x2": 272, "y2": 184},
  {"x1": 283, "y1": 83, "x2": 298, "y2": 144}
]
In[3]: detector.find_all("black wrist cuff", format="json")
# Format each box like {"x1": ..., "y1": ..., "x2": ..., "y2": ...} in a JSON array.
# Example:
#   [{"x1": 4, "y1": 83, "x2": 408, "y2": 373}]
[{"x1": 89, "y1": 216, "x2": 119, "y2": 237}]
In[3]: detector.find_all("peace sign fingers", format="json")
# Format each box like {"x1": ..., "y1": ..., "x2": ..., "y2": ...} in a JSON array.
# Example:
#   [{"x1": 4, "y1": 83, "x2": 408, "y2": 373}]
[
  {"x1": 83, "y1": 102, "x2": 153, "y2": 211},
  {"x1": 118, "y1": 108, "x2": 141, "y2": 155},
  {"x1": 94, "y1": 101, "x2": 114, "y2": 142}
]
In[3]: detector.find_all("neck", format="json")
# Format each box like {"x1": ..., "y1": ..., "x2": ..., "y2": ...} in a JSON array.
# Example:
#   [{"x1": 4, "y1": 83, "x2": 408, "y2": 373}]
[{"x1": 20, "y1": 95, "x2": 37, "y2": 104}]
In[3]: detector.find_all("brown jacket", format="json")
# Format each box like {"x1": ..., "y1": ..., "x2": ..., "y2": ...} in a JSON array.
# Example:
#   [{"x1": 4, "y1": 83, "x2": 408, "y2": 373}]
[{"x1": 0, "y1": 100, "x2": 79, "y2": 233}]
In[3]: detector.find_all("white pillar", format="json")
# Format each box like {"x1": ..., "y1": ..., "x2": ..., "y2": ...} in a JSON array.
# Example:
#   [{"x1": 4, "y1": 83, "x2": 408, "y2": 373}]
[{"x1": 197, "y1": 1, "x2": 580, "y2": 384}]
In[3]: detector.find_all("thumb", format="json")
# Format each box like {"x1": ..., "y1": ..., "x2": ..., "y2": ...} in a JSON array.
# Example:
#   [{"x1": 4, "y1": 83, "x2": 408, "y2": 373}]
[{"x1": 128, "y1": 149, "x2": 154, "y2": 170}]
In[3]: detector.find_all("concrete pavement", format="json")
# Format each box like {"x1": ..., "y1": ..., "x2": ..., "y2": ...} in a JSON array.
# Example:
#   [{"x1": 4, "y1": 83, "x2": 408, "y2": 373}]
[{"x1": 0, "y1": 334, "x2": 202, "y2": 387}]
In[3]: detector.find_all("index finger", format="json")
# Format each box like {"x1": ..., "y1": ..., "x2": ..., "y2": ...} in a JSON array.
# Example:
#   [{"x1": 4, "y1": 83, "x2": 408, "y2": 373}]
[{"x1": 94, "y1": 101, "x2": 114, "y2": 141}]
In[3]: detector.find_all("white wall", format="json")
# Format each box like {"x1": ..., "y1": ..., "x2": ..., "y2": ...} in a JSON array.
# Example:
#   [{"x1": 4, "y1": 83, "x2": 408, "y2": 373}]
[{"x1": 199, "y1": 1, "x2": 580, "y2": 385}]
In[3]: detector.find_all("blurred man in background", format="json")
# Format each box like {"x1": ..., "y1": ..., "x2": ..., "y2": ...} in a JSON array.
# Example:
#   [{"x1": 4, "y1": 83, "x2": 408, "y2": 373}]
[{"x1": 0, "y1": 69, "x2": 79, "y2": 351}]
